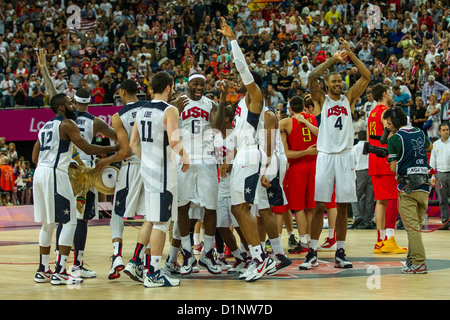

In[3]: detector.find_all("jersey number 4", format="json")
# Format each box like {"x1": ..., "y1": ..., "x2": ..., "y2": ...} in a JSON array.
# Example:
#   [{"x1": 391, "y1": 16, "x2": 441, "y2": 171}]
[{"x1": 334, "y1": 116, "x2": 343, "y2": 130}]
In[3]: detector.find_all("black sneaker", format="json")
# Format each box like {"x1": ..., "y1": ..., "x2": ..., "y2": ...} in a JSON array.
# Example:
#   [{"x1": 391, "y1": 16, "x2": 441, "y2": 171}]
[
  {"x1": 334, "y1": 248, "x2": 353, "y2": 268},
  {"x1": 288, "y1": 234, "x2": 299, "y2": 247},
  {"x1": 299, "y1": 248, "x2": 318, "y2": 270},
  {"x1": 267, "y1": 254, "x2": 292, "y2": 275}
]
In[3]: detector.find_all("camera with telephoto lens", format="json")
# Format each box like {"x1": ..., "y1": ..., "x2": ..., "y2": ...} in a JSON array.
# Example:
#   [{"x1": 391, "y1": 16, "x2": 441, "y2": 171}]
[{"x1": 362, "y1": 142, "x2": 388, "y2": 158}]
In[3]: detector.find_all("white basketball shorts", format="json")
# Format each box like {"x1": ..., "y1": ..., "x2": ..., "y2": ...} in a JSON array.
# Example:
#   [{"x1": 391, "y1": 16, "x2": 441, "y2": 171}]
[{"x1": 314, "y1": 150, "x2": 357, "y2": 203}]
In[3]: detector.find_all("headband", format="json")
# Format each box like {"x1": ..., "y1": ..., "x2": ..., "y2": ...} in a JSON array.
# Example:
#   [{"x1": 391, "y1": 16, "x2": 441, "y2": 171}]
[
  {"x1": 74, "y1": 94, "x2": 91, "y2": 104},
  {"x1": 188, "y1": 74, "x2": 206, "y2": 82}
]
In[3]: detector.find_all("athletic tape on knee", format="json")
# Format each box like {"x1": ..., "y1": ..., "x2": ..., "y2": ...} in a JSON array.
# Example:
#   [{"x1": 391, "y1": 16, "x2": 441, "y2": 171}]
[
  {"x1": 152, "y1": 220, "x2": 171, "y2": 234},
  {"x1": 230, "y1": 40, "x2": 254, "y2": 85}
]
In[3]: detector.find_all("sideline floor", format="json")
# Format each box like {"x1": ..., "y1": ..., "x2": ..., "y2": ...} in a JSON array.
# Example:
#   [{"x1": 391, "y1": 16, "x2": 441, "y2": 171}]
[{"x1": 1, "y1": 220, "x2": 449, "y2": 301}]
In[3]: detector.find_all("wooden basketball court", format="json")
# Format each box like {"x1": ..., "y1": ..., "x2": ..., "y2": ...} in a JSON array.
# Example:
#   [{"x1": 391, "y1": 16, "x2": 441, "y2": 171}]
[{"x1": 1, "y1": 216, "x2": 450, "y2": 302}]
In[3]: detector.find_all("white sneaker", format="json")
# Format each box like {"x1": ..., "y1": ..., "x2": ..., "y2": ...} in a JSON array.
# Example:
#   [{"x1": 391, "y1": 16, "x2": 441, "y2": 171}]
[
  {"x1": 180, "y1": 249, "x2": 198, "y2": 275},
  {"x1": 143, "y1": 269, "x2": 180, "y2": 288},
  {"x1": 51, "y1": 271, "x2": 83, "y2": 285},
  {"x1": 124, "y1": 259, "x2": 144, "y2": 282},
  {"x1": 244, "y1": 257, "x2": 276, "y2": 282},
  {"x1": 227, "y1": 258, "x2": 246, "y2": 274},
  {"x1": 299, "y1": 249, "x2": 319, "y2": 270},
  {"x1": 72, "y1": 265, "x2": 97, "y2": 278},
  {"x1": 34, "y1": 269, "x2": 52, "y2": 283},
  {"x1": 217, "y1": 257, "x2": 231, "y2": 271},
  {"x1": 199, "y1": 249, "x2": 222, "y2": 274},
  {"x1": 108, "y1": 255, "x2": 125, "y2": 279},
  {"x1": 334, "y1": 248, "x2": 353, "y2": 268},
  {"x1": 163, "y1": 258, "x2": 181, "y2": 274}
]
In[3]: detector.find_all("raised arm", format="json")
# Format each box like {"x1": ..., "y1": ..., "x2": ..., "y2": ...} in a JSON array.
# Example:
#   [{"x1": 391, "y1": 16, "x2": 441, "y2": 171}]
[
  {"x1": 218, "y1": 17, "x2": 263, "y2": 114},
  {"x1": 339, "y1": 37, "x2": 371, "y2": 110},
  {"x1": 36, "y1": 48, "x2": 58, "y2": 99},
  {"x1": 94, "y1": 117, "x2": 118, "y2": 141},
  {"x1": 308, "y1": 50, "x2": 347, "y2": 114}
]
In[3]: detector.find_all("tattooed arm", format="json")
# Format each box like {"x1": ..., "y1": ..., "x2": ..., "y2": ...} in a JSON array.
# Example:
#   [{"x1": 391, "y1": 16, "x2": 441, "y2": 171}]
[
  {"x1": 36, "y1": 48, "x2": 58, "y2": 99},
  {"x1": 307, "y1": 50, "x2": 347, "y2": 114}
]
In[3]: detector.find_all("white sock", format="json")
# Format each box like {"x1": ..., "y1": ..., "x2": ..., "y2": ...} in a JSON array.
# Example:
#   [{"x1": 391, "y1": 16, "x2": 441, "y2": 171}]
[
  {"x1": 249, "y1": 244, "x2": 263, "y2": 261},
  {"x1": 310, "y1": 239, "x2": 319, "y2": 251},
  {"x1": 328, "y1": 229, "x2": 335, "y2": 239},
  {"x1": 300, "y1": 235, "x2": 308, "y2": 245},
  {"x1": 337, "y1": 241, "x2": 345, "y2": 250},
  {"x1": 386, "y1": 228, "x2": 395, "y2": 239},
  {"x1": 270, "y1": 237, "x2": 284, "y2": 255},
  {"x1": 181, "y1": 235, "x2": 192, "y2": 252},
  {"x1": 40, "y1": 254, "x2": 50, "y2": 271},
  {"x1": 194, "y1": 233, "x2": 200, "y2": 245},
  {"x1": 169, "y1": 245, "x2": 179, "y2": 262},
  {"x1": 203, "y1": 234, "x2": 215, "y2": 252},
  {"x1": 231, "y1": 249, "x2": 242, "y2": 260},
  {"x1": 151, "y1": 256, "x2": 162, "y2": 272}
]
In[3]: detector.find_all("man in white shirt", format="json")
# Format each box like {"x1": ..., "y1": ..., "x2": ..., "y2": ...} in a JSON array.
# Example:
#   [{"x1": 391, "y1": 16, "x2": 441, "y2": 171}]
[
  {"x1": 0, "y1": 73, "x2": 15, "y2": 108},
  {"x1": 264, "y1": 42, "x2": 280, "y2": 62},
  {"x1": 351, "y1": 130, "x2": 374, "y2": 229},
  {"x1": 430, "y1": 123, "x2": 450, "y2": 228}
]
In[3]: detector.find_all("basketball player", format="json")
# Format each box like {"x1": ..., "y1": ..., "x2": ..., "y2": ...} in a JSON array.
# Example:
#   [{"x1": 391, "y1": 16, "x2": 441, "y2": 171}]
[
  {"x1": 218, "y1": 17, "x2": 276, "y2": 282},
  {"x1": 368, "y1": 83, "x2": 407, "y2": 254},
  {"x1": 175, "y1": 72, "x2": 225, "y2": 275},
  {"x1": 32, "y1": 93, "x2": 119, "y2": 285},
  {"x1": 214, "y1": 93, "x2": 250, "y2": 274},
  {"x1": 252, "y1": 90, "x2": 292, "y2": 275},
  {"x1": 36, "y1": 48, "x2": 119, "y2": 279},
  {"x1": 95, "y1": 79, "x2": 150, "y2": 280},
  {"x1": 300, "y1": 38, "x2": 371, "y2": 270},
  {"x1": 279, "y1": 96, "x2": 319, "y2": 254},
  {"x1": 54, "y1": 87, "x2": 117, "y2": 279},
  {"x1": 130, "y1": 71, "x2": 190, "y2": 287}
]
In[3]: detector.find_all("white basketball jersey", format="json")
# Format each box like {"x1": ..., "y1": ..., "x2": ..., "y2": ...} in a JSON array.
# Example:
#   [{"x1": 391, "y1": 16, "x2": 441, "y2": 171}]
[
  {"x1": 233, "y1": 97, "x2": 265, "y2": 149},
  {"x1": 118, "y1": 100, "x2": 149, "y2": 162},
  {"x1": 317, "y1": 94, "x2": 354, "y2": 154},
  {"x1": 75, "y1": 111, "x2": 95, "y2": 167},
  {"x1": 179, "y1": 95, "x2": 215, "y2": 164},
  {"x1": 37, "y1": 116, "x2": 73, "y2": 172},
  {"x1": 214, "y1": 131, "x2": 235, "y2": 198},
  {"x1": 136, "y1": 100, "x2": 176, "y2": 193}
]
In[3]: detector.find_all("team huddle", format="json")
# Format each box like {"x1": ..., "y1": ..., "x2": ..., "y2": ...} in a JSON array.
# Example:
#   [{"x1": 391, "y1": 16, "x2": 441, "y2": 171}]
[{"x1": 32, "y1": 18, "x2": 373, "y2": 287}]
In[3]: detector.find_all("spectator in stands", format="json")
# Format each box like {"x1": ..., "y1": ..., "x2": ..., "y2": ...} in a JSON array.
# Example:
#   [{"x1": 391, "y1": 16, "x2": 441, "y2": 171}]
[{"x1": 30, "y1": 78, "x2": 45, "y2": 107}]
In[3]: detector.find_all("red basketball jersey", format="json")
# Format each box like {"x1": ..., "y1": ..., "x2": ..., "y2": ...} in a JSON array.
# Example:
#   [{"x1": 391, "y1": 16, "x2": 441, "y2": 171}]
[
  {"x1": 288, "y1": 113, "x2": 318, "y2": 165},
  {"x1": 367, "y1": 104, "x2": 394, "y2": 176}
]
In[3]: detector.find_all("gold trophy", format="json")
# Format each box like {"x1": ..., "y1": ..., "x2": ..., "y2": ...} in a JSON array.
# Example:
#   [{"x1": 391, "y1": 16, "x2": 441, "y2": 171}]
[{"x1": 69, "y1": 147, "x2": 119, "y2": 214}]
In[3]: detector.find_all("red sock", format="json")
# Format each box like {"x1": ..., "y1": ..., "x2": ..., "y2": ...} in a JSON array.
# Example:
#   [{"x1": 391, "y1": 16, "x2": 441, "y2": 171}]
[{"x1": 385, "y1": 199, "x2": 399, "y2": 229}]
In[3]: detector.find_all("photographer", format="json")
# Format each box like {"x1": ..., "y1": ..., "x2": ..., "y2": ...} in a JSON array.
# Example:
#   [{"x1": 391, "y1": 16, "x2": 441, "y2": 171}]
[
  {"x1": 384, "y1": 106, "x2": 433, "y2": 274},
  {"x1": 367, "y1": 83, "x2": 407, "y2": 253}
]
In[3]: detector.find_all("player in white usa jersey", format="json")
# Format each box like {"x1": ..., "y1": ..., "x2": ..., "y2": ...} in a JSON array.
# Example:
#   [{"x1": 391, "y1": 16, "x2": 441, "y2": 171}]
[
  {"x1": 300, "y1": 38, "x2": 371, "y2": 271},
  {"x1": 32, "y1": 93, "x2": 119, "y2": 285},
  {"x1": 130, "y1": 71, "x2": 189, "y2": 288},
  {"x1": 218, "y1": 17, "x2": 276, "y2": 282},
  {"x1": 95, "y1": 79, "x2": 150, "y2": 281},
  {"x1": 174, "y1": 72, "x2": 226, "y2": 276}
]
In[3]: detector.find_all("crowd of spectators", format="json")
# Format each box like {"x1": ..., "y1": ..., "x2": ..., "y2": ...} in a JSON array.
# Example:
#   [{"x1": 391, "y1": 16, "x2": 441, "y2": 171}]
[
  {"x1": 0, "y1": 137, "x2": 33, "y2": 206},
  {"x1": 0, "y1": 0, "x2": 449, "y2": 209}
]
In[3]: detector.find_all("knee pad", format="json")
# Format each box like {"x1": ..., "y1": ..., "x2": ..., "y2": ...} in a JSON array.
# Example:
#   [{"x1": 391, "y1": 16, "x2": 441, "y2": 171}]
[
  {"x1": 152, "y1": 219, "x2": 171, "y2": 234},
  {"x1": 39, "y1": 223, "x2": 56, "y2": 247},
  {"x1": 58, "y1": 222, "x2": 76, "y2": 247},
  {"x1": 110, "y1": 213, "x2": 124, "y2": 240}
]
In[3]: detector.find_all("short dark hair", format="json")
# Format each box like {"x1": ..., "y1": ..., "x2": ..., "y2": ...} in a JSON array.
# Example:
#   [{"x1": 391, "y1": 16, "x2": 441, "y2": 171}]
[
  {"x1": 327, "y1": 71, "x2": 340, "y2": 81},
  {"x1": 358, "y1": 130, "x2": 366, "y2": 141},
  {"x1": 151, "y1": 71, "x2": 174, "y2": 94},
  {"x1": 383, "y1": 106, "x2": 407, "y2": 128},
  {"x1": 120, "y1": 79, "x2": 138, "y2": 95},
  {"x1": 289, "y1": 95, "x2": 305, "y2": 113},
  {"x1": 50, "y1": 93, "x2": 68, "y2": 114},
  {"x1": 76, "y1": 87, "x2": 91, "y2": 99},
  {"x1": 439, "y1": 123, "x2": 449, "y2": 131},
  {"x1": 372, "y1": 83, "x2": 389, "y2": 102}
]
